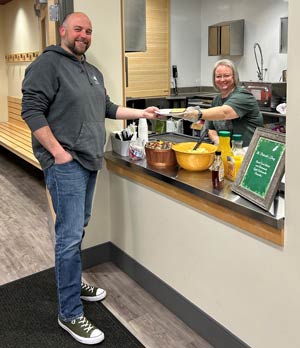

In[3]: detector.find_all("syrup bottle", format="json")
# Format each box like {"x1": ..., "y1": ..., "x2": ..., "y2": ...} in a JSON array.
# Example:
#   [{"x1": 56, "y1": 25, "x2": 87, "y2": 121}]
[{"x1": 211, "y1": 150, "x2": 224, "y2": 190}]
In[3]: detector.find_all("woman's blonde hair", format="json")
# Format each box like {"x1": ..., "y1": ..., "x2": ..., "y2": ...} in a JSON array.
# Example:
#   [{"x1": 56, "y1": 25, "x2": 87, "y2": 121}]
[{"x1": 212, "y1": 59, "x2": 240, "y2": 90}]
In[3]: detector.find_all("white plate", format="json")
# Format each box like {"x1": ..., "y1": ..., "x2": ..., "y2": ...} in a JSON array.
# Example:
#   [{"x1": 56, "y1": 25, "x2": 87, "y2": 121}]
[{"x1": 155, "y1": 109, "x2": 187, "y2": 117}]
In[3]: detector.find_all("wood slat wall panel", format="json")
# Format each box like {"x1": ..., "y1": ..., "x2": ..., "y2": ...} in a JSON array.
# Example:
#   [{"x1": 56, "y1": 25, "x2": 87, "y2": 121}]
[
  {"x1": 125, "y1": 0, "x2": 170, "y2": 98},
  {"x1": 7, "y1": 97, "x2": 29, "y2": 130},
  {"x1": 0, "y1": 125, "x2": 32, "y2": 145},
  {"x1": 0, "y1": 122, "x2": 31, "y2": 135},
  {"x1": 7, "y1": 96, "x2": 22, "y2": 104},
  {"x1": 0, "y1": 134, "x2": 33, "y2": 154},
  {"x1": 0, "y1": 97, "x2": 40, "y2": 169},
  {"x1": 5, "y1": 118, "x2": 28, "y2": 130},
  {"x1": 8, "y1": 101, "x2": 22, "y2": 111},
  {"x1": 8, "y1": 109, "x2": 22, "y2": 118}
]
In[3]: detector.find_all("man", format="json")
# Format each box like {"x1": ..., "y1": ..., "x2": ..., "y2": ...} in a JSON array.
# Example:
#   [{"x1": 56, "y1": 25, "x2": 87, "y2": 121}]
[{"x1": 22, "y1": 12, "x2": 158, "y2": 345}]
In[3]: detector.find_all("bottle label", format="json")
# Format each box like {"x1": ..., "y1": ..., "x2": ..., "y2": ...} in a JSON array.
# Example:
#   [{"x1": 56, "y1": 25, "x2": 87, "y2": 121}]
[
  {"x1": 218, "y1": 165, "x2": 224, "y2": 182},
  {"x1": 227, "y1": 156, "x2": 235, "y2": 181},
  {"x1": 226, "y1": 155, "x2": 243, "y2": 181}
]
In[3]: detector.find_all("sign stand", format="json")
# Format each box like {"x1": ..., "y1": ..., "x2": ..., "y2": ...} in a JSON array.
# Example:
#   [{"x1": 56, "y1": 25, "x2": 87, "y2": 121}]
[{"x1": 231, "y1": 128, "x2": 285, "y2": 211}]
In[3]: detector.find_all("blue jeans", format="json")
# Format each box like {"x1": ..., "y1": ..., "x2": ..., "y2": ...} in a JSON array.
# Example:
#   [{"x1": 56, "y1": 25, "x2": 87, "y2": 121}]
[{"x1": 44, "y1": 160, "x2": 97, "y2": 321}]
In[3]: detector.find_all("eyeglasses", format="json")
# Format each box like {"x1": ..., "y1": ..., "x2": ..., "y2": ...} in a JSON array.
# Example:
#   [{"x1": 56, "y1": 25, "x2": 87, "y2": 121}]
[{"x1": 215, "y1": 74, "x2": 233, "y2": 80}]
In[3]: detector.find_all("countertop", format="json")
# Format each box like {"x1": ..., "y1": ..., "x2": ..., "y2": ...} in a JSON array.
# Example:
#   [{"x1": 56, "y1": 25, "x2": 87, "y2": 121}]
[{"x1": 104, "y1": 137, "x2": 284, "y2": 231}]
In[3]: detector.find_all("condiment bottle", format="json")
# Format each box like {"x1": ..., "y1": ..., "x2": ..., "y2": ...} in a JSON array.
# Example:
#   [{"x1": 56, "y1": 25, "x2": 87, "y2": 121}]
[
  {"x1": 227, "y1": 134, "x2": 245, "y2": 181},
  {"x1": 217, "y1": 131, "x2": 233, "y2": 177},
  {"x1": 231, "y1": 134, "x2": 245, "y2": 157},
  {"x1": 211, "y1": 150, "x2": 224, "y2": 190},
  {"x1": 138, "y1": 118, "x2": 148, "y2": 144}
]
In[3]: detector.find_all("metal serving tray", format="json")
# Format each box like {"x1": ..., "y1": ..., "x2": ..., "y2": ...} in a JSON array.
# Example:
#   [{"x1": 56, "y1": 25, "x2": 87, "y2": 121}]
[{"x1": 148, "y1": 132, "x2": 199, "y2": 143}]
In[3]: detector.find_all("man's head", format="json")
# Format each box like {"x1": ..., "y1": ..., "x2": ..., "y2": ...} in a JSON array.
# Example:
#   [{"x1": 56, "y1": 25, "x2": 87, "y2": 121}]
[{"x1": 59, "y1": 12, "x2": 92, "y2": 59}]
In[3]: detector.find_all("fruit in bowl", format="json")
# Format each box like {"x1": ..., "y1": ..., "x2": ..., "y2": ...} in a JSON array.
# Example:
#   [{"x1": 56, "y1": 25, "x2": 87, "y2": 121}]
[
  {"x1": 145, "y1": 141, "x2": 177, "y2": 168},
  {"x1": 172, "y1": 142, "x2": 217, "y2": 171}
]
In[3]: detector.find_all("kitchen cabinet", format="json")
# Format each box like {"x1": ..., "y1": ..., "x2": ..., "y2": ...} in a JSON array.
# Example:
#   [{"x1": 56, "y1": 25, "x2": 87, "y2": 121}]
[
  {"x1": 125, "y1": 0, "x2": 170, "y2": 98},
  {"x1": 208, "y1": 19, "x2": 244, "y2": 56}
]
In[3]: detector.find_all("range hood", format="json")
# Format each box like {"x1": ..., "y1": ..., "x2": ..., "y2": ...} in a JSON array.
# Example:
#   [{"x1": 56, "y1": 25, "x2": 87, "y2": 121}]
[{"x1": 124, "y1": 0, "x2": 146, "y2": 52}]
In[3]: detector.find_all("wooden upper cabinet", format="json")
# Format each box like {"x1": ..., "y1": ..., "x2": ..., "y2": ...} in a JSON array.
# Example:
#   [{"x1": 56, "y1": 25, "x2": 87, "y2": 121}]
[
  {"x1": 124, "y1": 0, "x2": 170, "y2": 98},
  {"x1": 208, "y1": 19, "x2": 244, "y2": 56},
  {"x1": 220, "y1": 25, "x2": 230, "y2": 56},
  {"x1": 208, "y1": 25, "x2": 219, "y2": 56}
]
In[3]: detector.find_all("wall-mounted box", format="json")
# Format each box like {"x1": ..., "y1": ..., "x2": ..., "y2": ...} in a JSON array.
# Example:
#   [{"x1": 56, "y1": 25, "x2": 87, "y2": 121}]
[
  {"x1": 208, "y1": 19, "x2": 244, "y2": 56},
  {"x1": 280, "y1": 17, "x2": 288, "y2": 54},
  {"x1": 124, "y1": 0, "x2": 146, "y2": 52}
]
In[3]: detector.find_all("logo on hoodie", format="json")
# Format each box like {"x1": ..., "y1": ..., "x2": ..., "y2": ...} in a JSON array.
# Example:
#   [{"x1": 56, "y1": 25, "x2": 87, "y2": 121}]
[{"x1": 93, "y1": 76, "x2": 100, "y2": 85}]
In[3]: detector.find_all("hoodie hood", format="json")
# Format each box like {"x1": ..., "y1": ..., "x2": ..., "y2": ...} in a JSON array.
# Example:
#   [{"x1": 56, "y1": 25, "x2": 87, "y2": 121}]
[
  {"x1": 43, "y1": 45, "x2": 86, "y2": 62},
  {"x1": 43, "y1": 45, "x2": 91, "y2": 82}
]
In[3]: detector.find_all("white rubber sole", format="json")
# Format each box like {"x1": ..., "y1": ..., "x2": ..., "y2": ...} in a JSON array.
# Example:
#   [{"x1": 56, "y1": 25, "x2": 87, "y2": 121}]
[
  {"x1": 58, "y1": 318, "x2": 105, "y2": 345},
  {"x1": 81, "y1": 289, "x2": 107, "y2": 302}
]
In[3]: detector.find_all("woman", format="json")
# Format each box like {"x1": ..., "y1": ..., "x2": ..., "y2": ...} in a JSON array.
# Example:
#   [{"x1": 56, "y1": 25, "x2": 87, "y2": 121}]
[{"x1": 185, "y1": 59, "x2": 263, "y2": 146}]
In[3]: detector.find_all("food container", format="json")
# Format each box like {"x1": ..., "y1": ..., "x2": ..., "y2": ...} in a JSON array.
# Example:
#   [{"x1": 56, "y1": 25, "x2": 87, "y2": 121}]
[
  {"x1": 111, "y1": 133, "x2": 130, "y2": 156},
  {"x1": 145, "y1": 141, "x2": 177, "y2": 168},
  {"x1": 172, "y1": 142, "x2": 217, "y2": 171},
  {"x1": 129, "y1": 139, "x2": 145, "y2": 160}
]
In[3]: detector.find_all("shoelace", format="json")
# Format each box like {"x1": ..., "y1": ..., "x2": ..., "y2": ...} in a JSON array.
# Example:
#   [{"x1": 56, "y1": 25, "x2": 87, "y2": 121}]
[
  {"x1": 72, "y1": 315, "x2": 94, "y2": 333},
  {"x1": 81, "y1": 282, "x2": 95, "y2": 293}
]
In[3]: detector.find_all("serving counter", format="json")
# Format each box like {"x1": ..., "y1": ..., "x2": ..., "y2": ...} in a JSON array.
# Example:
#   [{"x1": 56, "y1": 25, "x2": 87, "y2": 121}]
[{"x1": 104, "y1": 140, "x2": 284, "y2": 246}]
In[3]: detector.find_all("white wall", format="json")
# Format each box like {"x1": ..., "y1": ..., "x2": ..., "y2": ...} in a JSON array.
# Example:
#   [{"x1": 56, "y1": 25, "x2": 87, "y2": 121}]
[
  {"x1": 2, "y1": 0, "x2": 38, "y2": 98},
  {"x1": 73, "y1": 0, "x2": 125, "y2": 249},
  {"x1": 0, "y1": 10, "x2": 8, "y2": 121},
  {"x1": 170, "y1": 0, "x2": 202, "y2": 87},
  {"x1": 3, "y1": 0, "x2": 39, "y2": 53},
  {"x1": 171, "y1": 0, "x2": 288, "y2": 87}
]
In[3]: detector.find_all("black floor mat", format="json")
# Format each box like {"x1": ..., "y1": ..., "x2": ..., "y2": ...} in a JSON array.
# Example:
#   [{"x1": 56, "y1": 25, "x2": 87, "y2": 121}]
[{"x1": 0, "y1": 268, "x2": 144, "y2": 348}]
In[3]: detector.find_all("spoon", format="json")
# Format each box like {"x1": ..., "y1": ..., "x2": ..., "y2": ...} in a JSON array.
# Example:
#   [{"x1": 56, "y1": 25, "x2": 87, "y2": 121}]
[{"x1": 192, "y1": 128, "x2": 208, "y2": 151}]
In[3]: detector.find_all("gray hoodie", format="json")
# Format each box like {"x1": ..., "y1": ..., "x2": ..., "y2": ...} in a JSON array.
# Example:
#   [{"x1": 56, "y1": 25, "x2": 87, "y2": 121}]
[{"x1": 22, "y1": 45, "x2": 119, "y2": 171}]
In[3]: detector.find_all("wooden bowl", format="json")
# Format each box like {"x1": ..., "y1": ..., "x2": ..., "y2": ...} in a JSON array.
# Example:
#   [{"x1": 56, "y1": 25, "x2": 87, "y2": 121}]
[{"x1": 145, "y1": 142, "x2": 177, "y2": 168}]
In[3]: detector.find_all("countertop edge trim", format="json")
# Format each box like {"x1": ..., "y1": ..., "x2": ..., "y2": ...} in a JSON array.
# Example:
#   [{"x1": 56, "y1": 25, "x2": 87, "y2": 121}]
[{"x1": 105, "y1": 158, "x2": 284, "y2": 246}]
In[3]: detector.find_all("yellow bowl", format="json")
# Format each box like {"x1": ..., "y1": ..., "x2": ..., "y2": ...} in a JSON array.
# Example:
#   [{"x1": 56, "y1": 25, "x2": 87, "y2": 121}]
[{"x1": 172, "y1": 142, "x2": 217, "y2": 171}]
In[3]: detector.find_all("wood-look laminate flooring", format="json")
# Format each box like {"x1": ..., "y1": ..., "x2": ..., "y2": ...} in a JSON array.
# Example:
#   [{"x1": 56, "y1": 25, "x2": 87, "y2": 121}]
[
  {"x1": 0, "y1": 147, "x2": 54, "y2": 285},
  {"x1": 0, "y1": 147, "x2": 213, "y2": 348},
  {"x1": 83, "y1": 263, "x2": 213, "y2": 348}
]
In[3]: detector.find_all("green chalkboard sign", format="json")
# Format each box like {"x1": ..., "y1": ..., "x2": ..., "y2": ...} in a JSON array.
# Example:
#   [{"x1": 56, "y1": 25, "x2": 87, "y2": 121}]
[{"x1": 231, "y1": 128, "x2": 285, "y2": 211}]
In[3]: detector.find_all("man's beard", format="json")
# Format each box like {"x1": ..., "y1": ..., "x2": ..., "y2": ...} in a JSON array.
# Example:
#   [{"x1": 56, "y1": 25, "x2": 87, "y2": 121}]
[{"x1": 66, "y1": 39, "x2": 89, "y2": 56}]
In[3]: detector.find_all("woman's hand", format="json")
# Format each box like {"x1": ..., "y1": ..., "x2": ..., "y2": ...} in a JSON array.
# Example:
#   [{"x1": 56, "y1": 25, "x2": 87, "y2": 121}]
[
  {"x1": 183, "y1": 107, "x2": 199, "y2": 122},
  {"x1": 208, "y1": 130, "x2": 219, "y2": 146}
]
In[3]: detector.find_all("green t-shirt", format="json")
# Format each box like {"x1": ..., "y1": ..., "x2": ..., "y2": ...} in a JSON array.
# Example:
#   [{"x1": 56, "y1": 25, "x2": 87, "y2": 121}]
[{"x1": 206, "y1": 86, "x2": 263, "y2": 146}]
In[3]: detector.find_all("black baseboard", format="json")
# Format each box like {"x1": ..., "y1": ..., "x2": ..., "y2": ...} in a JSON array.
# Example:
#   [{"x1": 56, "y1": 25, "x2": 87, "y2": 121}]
[
  {"x1": 82, "y1": 242, "x2": 111, "y2": 269},
  {"x1": 82, "y1": 242, "x2": 251, "y2": 348}
]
